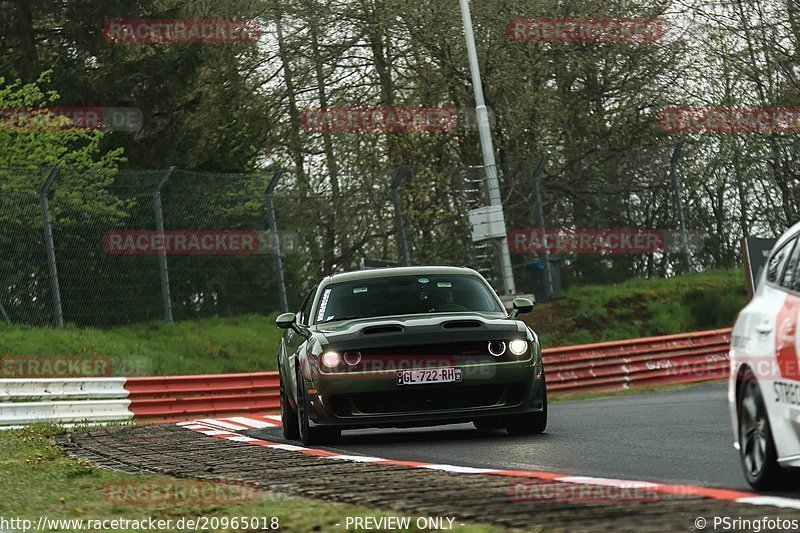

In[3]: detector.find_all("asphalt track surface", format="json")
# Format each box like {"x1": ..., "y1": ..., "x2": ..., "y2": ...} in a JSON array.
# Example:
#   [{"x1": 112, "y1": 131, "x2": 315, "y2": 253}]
[{"x1": 250, "y1": 383, "x2": 791, "y2": 495}]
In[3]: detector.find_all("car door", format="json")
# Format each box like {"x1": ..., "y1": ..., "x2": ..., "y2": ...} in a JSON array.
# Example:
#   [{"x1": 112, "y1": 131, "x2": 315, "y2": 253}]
[
  {"x1": 741, "y1": 234, "x2": 800, "y2": 460},
  {"x1": 738, "y1": 236, "x2": 797, "y2": 377},
  {"x1": 771, "y1": 237, "x2": 800, "y2": 455},
  {"x1": 282, "y1": 287, "x2": 317, "y2": 399}
]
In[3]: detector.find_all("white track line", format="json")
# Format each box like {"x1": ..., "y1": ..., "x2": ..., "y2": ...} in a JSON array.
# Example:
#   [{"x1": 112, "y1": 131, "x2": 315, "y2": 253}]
[
  {"x1": 178, "y1": 416, "x2": 800, "y2": 510},
  {"x1": 223, "y1": 416, "x2": 276, "y2": 428}
]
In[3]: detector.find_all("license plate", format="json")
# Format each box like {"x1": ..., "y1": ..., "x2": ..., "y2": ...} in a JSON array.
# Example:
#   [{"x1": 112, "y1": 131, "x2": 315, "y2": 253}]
[{"x1": 396, "y1": 367, "x2": 462, "y2": 386}]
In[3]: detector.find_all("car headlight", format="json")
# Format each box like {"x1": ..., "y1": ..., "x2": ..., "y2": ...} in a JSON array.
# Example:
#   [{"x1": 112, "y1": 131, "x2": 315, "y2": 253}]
[
  {"x1": 509, "y1": 339, "x2": 528, "y2": 356},
  {"x1": 488, "y1": 341, "x2": 506, "y2": 357},
  {"x1": 321, "y1": 351, "x2": 341, "y2": 368},
  {"x1": 343, "y1": 351, "x2": 362, "y2": 366}
]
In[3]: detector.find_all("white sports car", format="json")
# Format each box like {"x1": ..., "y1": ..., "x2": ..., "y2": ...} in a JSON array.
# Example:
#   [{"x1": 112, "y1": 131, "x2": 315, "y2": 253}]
[{"x1": 730, "y1": 221, "x2": 800, "y2": 490}]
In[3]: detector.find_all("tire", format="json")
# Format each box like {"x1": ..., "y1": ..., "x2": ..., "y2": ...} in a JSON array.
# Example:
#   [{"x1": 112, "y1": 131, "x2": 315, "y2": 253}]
[
  {"x1": 738, "y1": 369, "x2": 791, "y2": 490},
  {"x1": 280, "y1": 373, "x2": 300, "y2": 440},
  {"x1": 473, "y1": 417, "x2": 505, "y2": 431},
  {"x1": 506, "y1": 381, "x2": 547, "y2": 436},
  {"x1": 296, "y1": 368, "x2": 340, "y2": 446}
]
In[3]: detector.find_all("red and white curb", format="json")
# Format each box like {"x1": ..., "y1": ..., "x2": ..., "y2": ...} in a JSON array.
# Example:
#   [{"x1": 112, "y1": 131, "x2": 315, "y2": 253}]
[{"x1": 178, "y1": 415, "x2": 800, "y2": 511}]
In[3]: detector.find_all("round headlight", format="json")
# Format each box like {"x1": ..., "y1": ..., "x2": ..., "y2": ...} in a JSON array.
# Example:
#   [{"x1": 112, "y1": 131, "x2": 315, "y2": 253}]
[
  {"x1": 321, "y1": 351, "x2": 341, "y2": 368},
  {"x1": 509, "y1": 339, "x2": 528, "y2": 355},
  {"x1": 488, "y1": 341, "x2": 506, "y2": 357},
  {"x1": 343, "y1": 351, "x2": 362, "y2": 366}
]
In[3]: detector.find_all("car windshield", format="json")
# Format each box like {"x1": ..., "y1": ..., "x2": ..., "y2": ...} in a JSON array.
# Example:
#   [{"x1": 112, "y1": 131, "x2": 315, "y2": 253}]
[{"x1": 315, "y1": 274, "x2": 504, "y2": 323}]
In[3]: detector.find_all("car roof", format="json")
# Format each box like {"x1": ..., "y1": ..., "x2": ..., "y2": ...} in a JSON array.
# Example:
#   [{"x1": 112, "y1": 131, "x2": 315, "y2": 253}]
[{"x1": 324, "y1": 266, "x2": 476, "y2": 285}]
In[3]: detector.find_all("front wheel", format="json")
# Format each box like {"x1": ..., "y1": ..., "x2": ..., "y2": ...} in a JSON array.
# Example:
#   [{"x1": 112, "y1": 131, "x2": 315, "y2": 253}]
[
  {"x1": 506, "y1": 381, "x2": 547, "y2": 436},
  {"x1": 280, "y1": 373, "x2": 299, "y2": 440},
  {"x1": 296, "y1": 369, "x2": 340, "y2": 446},
  {"x1": 738, "y1": 369, "x2": 790, "y2": 490},
  {"x1": 473, "y1": 417, "x2": 505, "y2": 431},
  {"x1": 505, "y1": 409, "x2": 547, "y2": 436}
]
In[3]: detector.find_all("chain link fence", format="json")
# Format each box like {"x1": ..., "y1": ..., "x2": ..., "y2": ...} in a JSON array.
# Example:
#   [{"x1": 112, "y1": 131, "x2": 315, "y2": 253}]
[
  {"x1": 1, "y1": 144, "x2": 742, "y2": 328},
  {"x1": 2, "y1": 165, "x2": 475, "y2": 327}
]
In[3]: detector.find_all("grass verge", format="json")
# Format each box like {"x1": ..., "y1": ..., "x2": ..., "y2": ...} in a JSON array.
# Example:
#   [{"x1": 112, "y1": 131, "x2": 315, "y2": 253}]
[
  {"x1": 0, "y1": 424, "x2": 496, "y2": 532},
  {"x1": 525, "y1": 268, "x2": 745, "y2": 347},
  {"x1": 0, "y1": 314, "x2": 282, "y2": 376}
]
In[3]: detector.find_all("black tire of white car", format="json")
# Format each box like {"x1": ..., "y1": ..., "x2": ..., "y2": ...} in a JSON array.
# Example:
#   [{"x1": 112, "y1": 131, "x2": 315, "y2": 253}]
[{"x1": 737, "y1": 369, "x2": 791, "y2": 490}]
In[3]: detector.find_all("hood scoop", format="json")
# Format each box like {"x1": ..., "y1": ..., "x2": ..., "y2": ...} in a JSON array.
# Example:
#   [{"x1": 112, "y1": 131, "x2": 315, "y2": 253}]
[
  {"x1": 442, "y1": 320, "x2": 482, "y2": 329},
  {"x1": 362, "y1": 324, "x2": 404, "y2": 335}
]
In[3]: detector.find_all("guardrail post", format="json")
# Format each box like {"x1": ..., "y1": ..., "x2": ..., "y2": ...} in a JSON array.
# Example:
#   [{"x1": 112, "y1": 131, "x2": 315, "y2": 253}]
[
  {"x1": 391, "y1": 166, "x2": 412, "y2": 266},
  {"x1": 39, "y1": 167, "x2": 63, "y2": 328},
  {"x1": 153, "y1": 166, "x2": 175, "y2": 323},
  {"x1": 266, "y1": 169, "x2": 289, "y2": 312}
]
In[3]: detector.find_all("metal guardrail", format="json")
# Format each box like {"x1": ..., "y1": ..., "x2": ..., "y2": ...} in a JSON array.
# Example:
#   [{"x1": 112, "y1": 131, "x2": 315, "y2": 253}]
[
  {"x1": 0, "y1": 329, "x2": 731, "y2": 426},
  {"x1": 0, "y1": 378, "x2": 132, "y2": 426},
  {"x1": 125, "y1": 373, "x2": 279, "y2": 419},
  {"x1": 542, "y1": 328, "x2": 732, "y2": 394}
]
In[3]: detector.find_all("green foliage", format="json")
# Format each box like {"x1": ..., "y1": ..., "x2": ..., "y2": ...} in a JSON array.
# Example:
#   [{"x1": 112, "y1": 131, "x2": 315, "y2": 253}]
[
  {"x1": 0, "y1": 72, "x2": 124, "y2": 170},
  {"x1": 528, "y1": 269, "x2": 747, "y2": 347},
  {"x1": 0, "y1": 314, "x2": 283, "y2": 376},
  {"x1": 683, "y1": 286, "x2": 748, "y2": 329},
  {"x1": 644, "y1": 301, "x2": 687, "y2": 336}
]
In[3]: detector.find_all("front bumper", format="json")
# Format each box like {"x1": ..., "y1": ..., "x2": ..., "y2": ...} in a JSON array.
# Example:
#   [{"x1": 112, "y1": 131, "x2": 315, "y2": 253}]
[{"x1": 303, "y1": 359, "x2": 544, "y2": 430}]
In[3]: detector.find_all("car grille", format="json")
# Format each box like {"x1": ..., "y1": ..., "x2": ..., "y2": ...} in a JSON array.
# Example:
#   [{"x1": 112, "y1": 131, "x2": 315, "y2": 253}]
[
  {"x1": 358, "y1": 341, "x2": 497, "y2": 357},
  {"x1": 329, "y1": 383, "x2": 527, "y2": 416}
]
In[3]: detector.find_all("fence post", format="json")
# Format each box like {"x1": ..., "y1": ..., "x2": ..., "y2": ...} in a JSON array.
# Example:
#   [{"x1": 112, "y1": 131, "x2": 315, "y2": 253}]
[
  {"x1": 531, "y1": 154, "x2": 553, "y2": 299},
  {"x1": 391, "y1": 166, "x2": 412, "y2": 266},
  {"x1": 669, "y1": 142, "x2": 693, "y2": 273},
  {"x1": 39, "y1": 167, "x2": 64, "y2": 328},
  {"x1": 153, "y1": 166, "x2": 175, "y2": 323},
  {"x1": 266, "y1": 169, "x2": 289, "y2": 312},
  {"x1": 0, "y1": 300, "x2": 10, "y2": 324}
]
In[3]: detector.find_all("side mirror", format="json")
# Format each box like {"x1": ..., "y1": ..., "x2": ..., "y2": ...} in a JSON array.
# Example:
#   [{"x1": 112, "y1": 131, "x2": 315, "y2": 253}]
[
  {"x1": 276, "y1": 312, "x2": 297, "y2": 329},
  {"x1": 511, "y1": 297, "x2": 534, "y2": 317}
]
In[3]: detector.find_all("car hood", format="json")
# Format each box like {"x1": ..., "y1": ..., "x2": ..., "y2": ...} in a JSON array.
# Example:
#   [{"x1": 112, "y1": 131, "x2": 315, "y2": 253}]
[{"x1": 311, "y1": 312, "x2": 527, "y2": 349}]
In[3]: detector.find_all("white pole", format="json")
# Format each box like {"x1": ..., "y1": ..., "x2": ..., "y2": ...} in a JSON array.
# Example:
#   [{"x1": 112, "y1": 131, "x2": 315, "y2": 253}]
[{"x1": 459, "y1": 0, "x2": 516, "y2": 294}]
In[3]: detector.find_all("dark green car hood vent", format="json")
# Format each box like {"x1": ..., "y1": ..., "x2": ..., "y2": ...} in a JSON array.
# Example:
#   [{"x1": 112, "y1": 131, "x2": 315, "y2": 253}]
[{"x1": 312, "y1": 313, "x2": 525, "y2": 350}]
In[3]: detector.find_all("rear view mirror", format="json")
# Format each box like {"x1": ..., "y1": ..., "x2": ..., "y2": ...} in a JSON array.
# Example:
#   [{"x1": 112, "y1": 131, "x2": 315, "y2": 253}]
[
  {"x1": 276, "y1": 312, "x2": 296, "y2": 329},
  {"x1": 511, "y1": 297, "x2": 534, "y2": 317}
]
